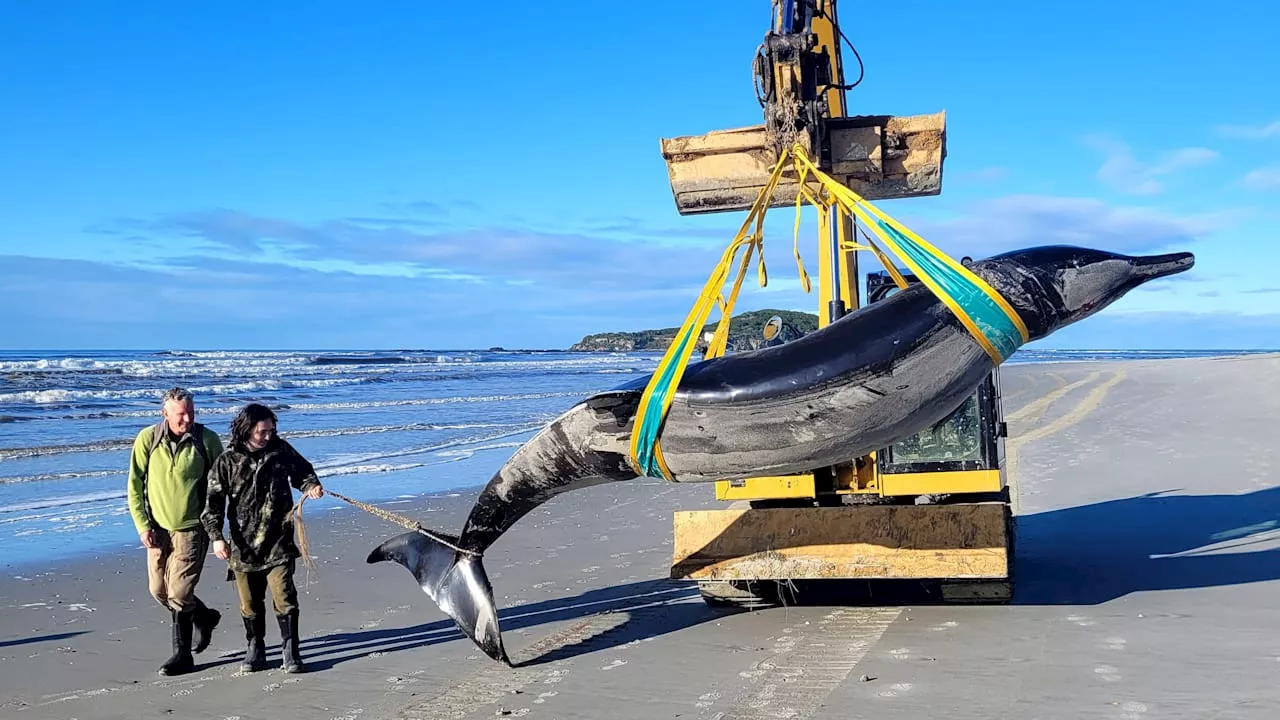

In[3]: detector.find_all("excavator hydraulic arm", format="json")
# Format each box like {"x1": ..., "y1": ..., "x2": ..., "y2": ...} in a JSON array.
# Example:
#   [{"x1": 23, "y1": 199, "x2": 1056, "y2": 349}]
[{"x1": 659, "y1": 0, "x2": 946, "y2": 215}]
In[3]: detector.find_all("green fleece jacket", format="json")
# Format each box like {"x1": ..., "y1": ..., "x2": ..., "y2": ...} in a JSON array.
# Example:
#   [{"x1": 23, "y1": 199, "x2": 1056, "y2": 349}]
[{"x1": 127, "y1": 423, "x2": 225, "y2": 535}]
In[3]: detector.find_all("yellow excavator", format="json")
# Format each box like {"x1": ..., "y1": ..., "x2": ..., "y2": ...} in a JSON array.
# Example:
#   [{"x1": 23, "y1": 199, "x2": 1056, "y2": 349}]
[{"x1": 658, "y1": 0, "x2": 1015, "y2": 606}]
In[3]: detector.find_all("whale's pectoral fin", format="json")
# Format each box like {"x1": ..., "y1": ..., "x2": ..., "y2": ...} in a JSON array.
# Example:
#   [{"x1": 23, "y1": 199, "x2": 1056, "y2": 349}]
[{"x1": 366, "y1": 530, "x2": 509, "y2": 665}]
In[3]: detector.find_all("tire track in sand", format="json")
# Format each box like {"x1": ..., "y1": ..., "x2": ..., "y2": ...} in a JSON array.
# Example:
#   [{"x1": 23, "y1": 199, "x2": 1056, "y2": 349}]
[
  {"x1": 1006, "y1": 371, "x2": 1104, "y2": 425},
  {"x1": 385, "y1": 587, "x2": 696, "y2": 719},
  {"x1": 1002, "y1": 371, "x2": 1064, "y2": 413},
  {"x1": 702, "y1": 607, "x2": 902, "y2": 720},
  {"x1": 386, "y1": 614, "x2": 627, "y2": 720},
  {"x1": 1006, "y1": 369, "x2": 1127, "y2": 515}
]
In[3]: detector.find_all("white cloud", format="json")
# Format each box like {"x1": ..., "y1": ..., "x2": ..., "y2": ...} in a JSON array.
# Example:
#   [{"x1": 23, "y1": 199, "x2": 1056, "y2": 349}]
[
  {"x1": 6, "y1": 250, "x2": 1270, "y2": 351},
  {"x1": 908, "y1": 194, "x2": 1221, "y2": 259},
  {"x1": 1241, "y1": 167, "x2": 1280, "y2": 192},
  {"x1": 36, "y1": 190, "x2": 1246, "y2": 349},
  {"x1": 1083, "y1": 136, "x2": 1219, "y2": 195},
  {"x1": 109, "y1": 210, "x2": 742, "y2": 292},
  {"x1": 1216, "y1": 120, "x2": 1280, "y2": 140}
]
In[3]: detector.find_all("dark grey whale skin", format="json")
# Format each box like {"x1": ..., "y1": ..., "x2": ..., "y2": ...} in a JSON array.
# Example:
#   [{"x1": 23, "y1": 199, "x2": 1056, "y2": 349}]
[{"x1": 367, "y1": 245, "x2": 1194, "y2": 664}]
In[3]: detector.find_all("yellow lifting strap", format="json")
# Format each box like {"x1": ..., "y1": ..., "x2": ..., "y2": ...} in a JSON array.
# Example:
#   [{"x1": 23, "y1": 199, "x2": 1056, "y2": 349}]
[
  {"x1": 789, "y1": 149, "x2": 1030, "y2": 362},
  {"x1": 627, "y1": 144, "x2": 1029, "y2": 482},
  {"x1": 626, "y1": 148, "x2": 799, "y2": 482}
]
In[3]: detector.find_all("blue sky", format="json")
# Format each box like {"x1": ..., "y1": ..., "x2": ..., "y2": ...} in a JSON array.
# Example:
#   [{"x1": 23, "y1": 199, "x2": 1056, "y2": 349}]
[{"x1": 1, "y1": 1, "x2": 1277, "y2": 351}]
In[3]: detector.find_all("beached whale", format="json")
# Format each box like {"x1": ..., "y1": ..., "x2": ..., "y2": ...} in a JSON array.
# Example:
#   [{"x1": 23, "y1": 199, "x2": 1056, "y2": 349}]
[{"x1": 367, "y1": 244, "x2": 1194, "y2": 664}]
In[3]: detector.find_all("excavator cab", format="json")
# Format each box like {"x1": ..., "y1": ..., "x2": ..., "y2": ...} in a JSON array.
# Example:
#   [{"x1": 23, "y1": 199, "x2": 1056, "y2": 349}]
[{"x1": 866, "y1": 270, "x2": 1008, "y2": 500}]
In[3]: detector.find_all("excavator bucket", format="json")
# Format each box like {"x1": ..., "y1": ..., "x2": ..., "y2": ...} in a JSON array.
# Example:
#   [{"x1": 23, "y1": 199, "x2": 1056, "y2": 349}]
[{"x1": 659, "y1": 111, "x2": 946, "y2": 215}]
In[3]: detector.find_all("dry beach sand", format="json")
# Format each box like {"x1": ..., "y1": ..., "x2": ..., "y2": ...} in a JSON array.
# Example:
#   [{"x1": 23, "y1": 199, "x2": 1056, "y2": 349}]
[{"x1": 3, "y1": 354, "x2": 1280, "y2": 719}]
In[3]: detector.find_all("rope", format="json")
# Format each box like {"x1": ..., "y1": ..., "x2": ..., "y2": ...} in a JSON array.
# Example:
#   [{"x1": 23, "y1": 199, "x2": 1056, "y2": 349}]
[{"x1": 289, "y1": 488, "x2": 481, "y2": 578}]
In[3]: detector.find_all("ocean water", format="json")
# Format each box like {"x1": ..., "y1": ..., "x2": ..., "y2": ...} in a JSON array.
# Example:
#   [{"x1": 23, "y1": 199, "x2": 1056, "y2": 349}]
[{"x1": 0, "y1": 347, "x2": 1269, "y2": 568}]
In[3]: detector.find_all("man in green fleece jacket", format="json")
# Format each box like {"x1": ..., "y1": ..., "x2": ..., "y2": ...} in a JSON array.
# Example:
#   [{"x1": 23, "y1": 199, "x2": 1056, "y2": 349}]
[{"x1": 127, "y1": 386, "x2": 225, "y2": 677}]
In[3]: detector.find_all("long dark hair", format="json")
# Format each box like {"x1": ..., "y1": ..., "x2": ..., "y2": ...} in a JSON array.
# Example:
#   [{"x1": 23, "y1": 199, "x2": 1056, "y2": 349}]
[{"x1": 229, "y1": 403, "x2": 278, "y2": 450}]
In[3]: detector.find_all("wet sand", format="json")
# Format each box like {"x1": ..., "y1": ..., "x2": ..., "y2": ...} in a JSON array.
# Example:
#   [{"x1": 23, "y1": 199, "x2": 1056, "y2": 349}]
[{"x1": 3, "y1": 354, "x2": 1279, "y2": 719}]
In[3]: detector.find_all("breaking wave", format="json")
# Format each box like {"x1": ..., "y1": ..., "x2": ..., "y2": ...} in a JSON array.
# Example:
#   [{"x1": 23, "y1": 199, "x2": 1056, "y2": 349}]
[{"x1": 0, "y1": 419, "x2": 549, "y2": 462}]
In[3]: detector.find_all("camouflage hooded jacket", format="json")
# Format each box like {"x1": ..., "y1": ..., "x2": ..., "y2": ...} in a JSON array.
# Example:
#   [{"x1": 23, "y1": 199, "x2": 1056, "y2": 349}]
[{"x1": 201, "y1": 437, "x2": 321, "y2": 573}]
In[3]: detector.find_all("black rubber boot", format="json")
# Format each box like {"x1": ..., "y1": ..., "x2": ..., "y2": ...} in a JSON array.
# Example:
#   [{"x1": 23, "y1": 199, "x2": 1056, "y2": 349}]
[
  {"x1": 277, "y1": 611, "x2": 305, "y2": 674},
  {"x1": 158, "y1": 609, "x2": 195, "y2": 676},
  {"x1": 193, "y1": 605, "x2": 221, "y2": 654},
  {"x1": 240, "y1": 615, "x2": 266, "y2": 673}
]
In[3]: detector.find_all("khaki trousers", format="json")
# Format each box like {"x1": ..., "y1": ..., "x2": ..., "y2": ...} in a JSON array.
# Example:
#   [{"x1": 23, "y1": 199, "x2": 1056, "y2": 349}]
[
  {"x1": 147, "y1": 528, "x2": 209, "y2": 613},
  {"x1": 232, "y1": 560, "x2": 299, "y2": 618}
]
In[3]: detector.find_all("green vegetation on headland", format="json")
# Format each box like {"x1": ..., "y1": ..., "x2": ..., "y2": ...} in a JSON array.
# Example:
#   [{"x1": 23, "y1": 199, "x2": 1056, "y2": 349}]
[{"x1": 568, "y1": 309, "x2": 819, "y2": 352}]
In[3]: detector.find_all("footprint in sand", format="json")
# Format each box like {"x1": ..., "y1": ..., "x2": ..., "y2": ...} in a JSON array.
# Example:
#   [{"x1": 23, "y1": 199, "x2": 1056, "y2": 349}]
[
  {"x1": 1095, "y1": 665, "x2": 1122, "y2": 682},
  {"x1": 1117, "y1": 700, "x2": 1149, "y2": 719},
  {"x1": 83, "y1": 689, "x2": 116, "y2": 698},
  {"x1": 876, "y1": 682, "x2": 914, "y2": 698}
]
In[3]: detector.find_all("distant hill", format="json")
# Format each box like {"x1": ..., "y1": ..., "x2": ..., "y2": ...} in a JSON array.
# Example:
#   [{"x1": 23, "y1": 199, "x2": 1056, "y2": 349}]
[{"x1": 568, "y1": 309, "x2": 819, "y2": 353}]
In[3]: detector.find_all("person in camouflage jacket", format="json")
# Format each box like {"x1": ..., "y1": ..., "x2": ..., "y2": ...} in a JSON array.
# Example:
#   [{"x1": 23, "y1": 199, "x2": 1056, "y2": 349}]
[{"x1": 201, "y1": 403, "x2": 323, "y2": 674}]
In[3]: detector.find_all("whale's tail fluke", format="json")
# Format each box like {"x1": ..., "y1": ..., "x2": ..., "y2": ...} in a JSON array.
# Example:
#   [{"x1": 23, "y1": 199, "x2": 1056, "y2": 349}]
[{"x1": 366, "y1": 530, "x2": 509, "y2": 665}]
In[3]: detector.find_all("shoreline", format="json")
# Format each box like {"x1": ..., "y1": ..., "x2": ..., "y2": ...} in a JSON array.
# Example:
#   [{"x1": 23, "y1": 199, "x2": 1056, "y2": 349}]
[{"x1": 4, "y1": 351, "x2": 1279, "y2": 573}]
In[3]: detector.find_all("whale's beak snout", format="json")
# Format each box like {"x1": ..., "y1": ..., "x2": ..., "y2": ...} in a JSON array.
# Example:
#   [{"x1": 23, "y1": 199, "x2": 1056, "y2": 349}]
[{"x1": 1132, "y1": 251, "x2": 1195, "y2": 281}]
